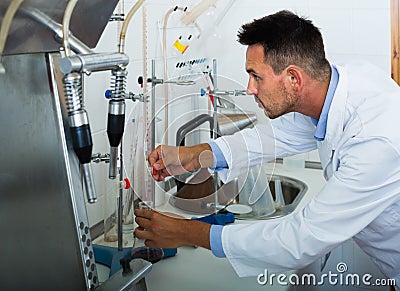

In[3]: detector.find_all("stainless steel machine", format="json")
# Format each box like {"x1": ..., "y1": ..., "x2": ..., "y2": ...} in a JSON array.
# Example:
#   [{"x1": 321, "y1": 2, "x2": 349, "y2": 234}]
[{"x1": 0, "y1": 1, "x2": 151, "y2": 289}]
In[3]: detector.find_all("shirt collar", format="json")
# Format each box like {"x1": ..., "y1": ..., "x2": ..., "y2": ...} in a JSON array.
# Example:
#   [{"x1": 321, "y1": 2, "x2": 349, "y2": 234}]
[{"x1": 311, "y1": 65, "x2": 339, "y2": 141}]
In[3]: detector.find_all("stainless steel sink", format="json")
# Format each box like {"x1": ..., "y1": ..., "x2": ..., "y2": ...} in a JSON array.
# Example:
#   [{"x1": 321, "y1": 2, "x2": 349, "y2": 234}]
[
  {"x1": 168, "y1": 172, "x2": 308, "y2": 219},
  {"x1": 234, "y1": 174, "x2": 308, "y2": 220}
]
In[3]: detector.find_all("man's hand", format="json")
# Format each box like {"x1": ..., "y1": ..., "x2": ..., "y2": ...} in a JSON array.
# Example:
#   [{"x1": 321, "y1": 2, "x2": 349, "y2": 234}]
[
  {"x1": 134, "y1": 209, "x2": 211, "y2": 249},
  {"x1": 147, "y1": 144, "x2": 214, "y2": 181}
]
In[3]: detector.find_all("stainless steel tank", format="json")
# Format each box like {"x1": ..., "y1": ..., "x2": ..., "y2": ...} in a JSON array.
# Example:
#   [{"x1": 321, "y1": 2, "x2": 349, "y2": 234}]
[{"x1": 0, "y1": 1, "x2": 151, "y2": 290}]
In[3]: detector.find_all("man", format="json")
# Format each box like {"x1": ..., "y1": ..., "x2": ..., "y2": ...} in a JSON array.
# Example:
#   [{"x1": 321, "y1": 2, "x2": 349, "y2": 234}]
[{"x1": 134, "y1": 10, "x2": 400, "y2": 288}]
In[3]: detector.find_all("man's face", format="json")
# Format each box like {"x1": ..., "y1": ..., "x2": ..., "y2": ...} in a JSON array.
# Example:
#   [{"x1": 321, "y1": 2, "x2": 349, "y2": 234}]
[{"x1": 245, "y1": 44, "x2": 297, "y2": 119}]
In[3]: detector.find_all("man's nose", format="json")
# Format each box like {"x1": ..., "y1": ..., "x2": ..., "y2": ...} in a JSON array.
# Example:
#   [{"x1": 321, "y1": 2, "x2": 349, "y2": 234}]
[{"x1": 247, "y1": 79, "x2": 257, "y2": 95}]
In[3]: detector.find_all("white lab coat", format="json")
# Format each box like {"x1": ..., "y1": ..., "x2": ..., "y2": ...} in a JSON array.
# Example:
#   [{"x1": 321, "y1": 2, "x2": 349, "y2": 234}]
[{"x1": 213, "y1": 62, "x2": 400, "y2": 287}]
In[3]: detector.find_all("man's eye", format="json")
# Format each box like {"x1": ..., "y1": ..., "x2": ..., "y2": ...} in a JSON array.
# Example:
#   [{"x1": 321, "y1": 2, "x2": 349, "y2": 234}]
[{"x1": 253, "y1": 75, "x2": 260, "y2": 81}]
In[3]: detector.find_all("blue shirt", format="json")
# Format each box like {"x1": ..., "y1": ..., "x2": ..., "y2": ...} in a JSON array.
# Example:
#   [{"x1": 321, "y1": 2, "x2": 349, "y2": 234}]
[
  {"x1": 311, "y1": 65, "x2": 339, "y2": 141},
  {"x1": 207, "y1": 141, "x2": 228, "y2": 257},
  {"x1": 208, "y1": 141, "x2": 228, "y2": 169},
  {"x1": 208, "y1": 65, "x2": 339, "y2": 258}
]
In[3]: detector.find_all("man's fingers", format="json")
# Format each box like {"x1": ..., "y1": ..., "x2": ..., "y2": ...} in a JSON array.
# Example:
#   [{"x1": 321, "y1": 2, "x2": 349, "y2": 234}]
[
  {"x1": 152, "y1": 168, "x2": 171, "y2": 181},
  {"x1": 134, "y1": 227, "x2": 153, "y2": 241},
  {"x1": 147, "y1": 149, "x2": 169, "y2": 181},
  {"x1": 143, "y1": 239, "x2": 157, "y2": 248},
  {"x1": 147, "y1": 151, "x2": 160, "y2": 166},
  {"x1": 134, "y1": 210, "x2": 155, "y2": 240},
  {"x1": 152, "y1": 163, "x2": 168, "y2": 180},
  {"x1": 148, "y1": 145, "x2": 166, "y2": 166},
  {"x1": 153, "y1": 162, "x2": 164, "y2": 170},
  {"x1": 134, "y1": 209, "x2": 154, "y2": 218},
  {"x1": 147, "y1": 155, "x2": 156, "y2": 166},
  {"x1": 135, "y1": 216, "x2": 152, "y2": 230}
]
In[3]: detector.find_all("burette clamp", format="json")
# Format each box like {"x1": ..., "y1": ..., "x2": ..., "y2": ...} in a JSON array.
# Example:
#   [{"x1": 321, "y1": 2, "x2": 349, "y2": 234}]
[
  {"x1": 109, "y1": 13, "x2": 125, "y2": 22},
  {"x1": 105, "y1": 90, "x2": 148, "y2": 102},
  {"x1": 200, "y1": 88, "x2": 247, "y2": 97},
  {"x1": 91, "y1": 153, "x2": 110, "y2": 164}
]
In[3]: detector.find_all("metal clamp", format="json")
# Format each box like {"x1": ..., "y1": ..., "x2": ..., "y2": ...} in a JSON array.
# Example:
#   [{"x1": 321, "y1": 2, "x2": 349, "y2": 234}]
[
  {"x1": 105, "y1": 90, "x2": 148, "y2": 102},
  {"x1": 200, "y1": 88, "x2": 247, "y2": 96},
  {"x1": 91, "y1": 153, "x2": 110, "y2": 164}
]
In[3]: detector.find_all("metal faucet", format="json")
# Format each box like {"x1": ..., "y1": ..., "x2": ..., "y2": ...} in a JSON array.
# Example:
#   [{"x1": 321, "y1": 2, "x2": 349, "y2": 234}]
[
  {"x1": 175, "y1": 114, "x2": 215, "y2": 192},
  {"x1": 176, "y1": 113, "x2": 215, "y2": 146}
]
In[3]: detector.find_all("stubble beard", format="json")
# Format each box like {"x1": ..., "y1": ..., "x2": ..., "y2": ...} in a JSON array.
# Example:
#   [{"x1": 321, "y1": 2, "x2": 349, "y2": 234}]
[{"x1": 262, "y1": 84, "x2": 297, "y2": 119}]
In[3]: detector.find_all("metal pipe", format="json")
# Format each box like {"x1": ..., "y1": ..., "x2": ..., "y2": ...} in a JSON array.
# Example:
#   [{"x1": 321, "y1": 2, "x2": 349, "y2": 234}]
[
  {"x1": 117, "y1": 141, "x2": 123, "y2": 251},
  {"x1": 212, "y1": 59, "x2": 220, "y2": 211},
  {"x1": 149, "y1": 60, "x2": 156, "y2": 203},
  {"x1": 82, "y1": 163, "x2": 97, "y2": 203},
  {"x1": 22, "y1": 8, "x2": 92, "y2": 55},
  {"x1": 151, "y1": 60, "x2": 156, "y2": 152},
  {"x1": 59, "y1": 52, "x2": 129, "y2": 74},
  {"x1": 108, "y1": 146, "x2": 119, "y2": 179}
]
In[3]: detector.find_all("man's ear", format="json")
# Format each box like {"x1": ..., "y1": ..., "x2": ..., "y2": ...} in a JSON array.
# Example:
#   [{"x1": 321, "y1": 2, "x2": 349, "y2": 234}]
[{"x1": 286, "y1": 66, "x2": 302, "y2": 91}]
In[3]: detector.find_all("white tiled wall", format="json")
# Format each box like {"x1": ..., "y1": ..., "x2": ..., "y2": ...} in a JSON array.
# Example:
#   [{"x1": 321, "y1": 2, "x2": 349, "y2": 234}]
[{"x1": 84, "y1": 0, "x2": 391, "y2": 225}]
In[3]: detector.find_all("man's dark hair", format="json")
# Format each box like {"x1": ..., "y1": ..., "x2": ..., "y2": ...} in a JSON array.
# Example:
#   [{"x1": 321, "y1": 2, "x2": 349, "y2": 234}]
[{"x1": 237, "y1": 10, "x2": 330, "y2": 81}]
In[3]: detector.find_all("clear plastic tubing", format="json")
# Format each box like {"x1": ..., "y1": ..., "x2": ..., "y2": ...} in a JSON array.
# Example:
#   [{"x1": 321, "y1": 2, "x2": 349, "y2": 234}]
[
  {"x1": 0, "y1": 0, "x2": 25, "y2": 73},
  {"x1": 119, "y1": 0, "x2": 145, "y2": 53},
  {"x1": 62, "y1": 0, "x2": 78, "y2": 57},
  {"x1": 180, "y1": 0, "x2": 218, "y2": 25},
  {"x1": 161, "y1": 6, "x2": 191, "y2": 144}
]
